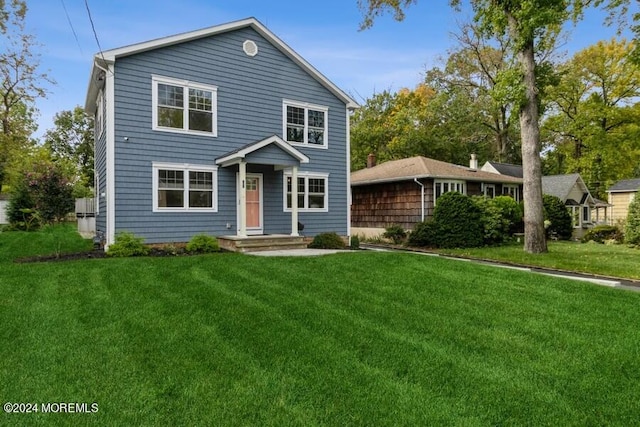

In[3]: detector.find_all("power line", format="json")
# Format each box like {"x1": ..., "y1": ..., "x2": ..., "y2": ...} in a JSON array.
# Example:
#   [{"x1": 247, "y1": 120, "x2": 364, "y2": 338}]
[
  {"x1": 84, "y1": 0, "x2": 110, "y2": 72},
  {"x1": 60, "y1": 0, "x2": 83, "y2": 55}
]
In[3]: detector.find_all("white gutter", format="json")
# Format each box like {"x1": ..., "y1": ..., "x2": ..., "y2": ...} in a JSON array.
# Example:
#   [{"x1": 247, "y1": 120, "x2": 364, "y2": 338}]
[{"x1": 414, "y1": 178, "x2": 425, "y2": 221}]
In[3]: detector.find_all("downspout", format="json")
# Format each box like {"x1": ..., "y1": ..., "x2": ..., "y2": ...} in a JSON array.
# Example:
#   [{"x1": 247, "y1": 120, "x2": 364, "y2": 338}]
[{"x1": 414, "y1": 178, "x2": 425, "y2": 221}]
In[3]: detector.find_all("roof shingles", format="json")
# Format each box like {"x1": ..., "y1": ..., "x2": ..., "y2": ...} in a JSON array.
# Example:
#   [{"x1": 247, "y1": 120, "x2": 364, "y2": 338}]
[{"x1": 351, "y1": 156, "x2": 522, "y2": 186}]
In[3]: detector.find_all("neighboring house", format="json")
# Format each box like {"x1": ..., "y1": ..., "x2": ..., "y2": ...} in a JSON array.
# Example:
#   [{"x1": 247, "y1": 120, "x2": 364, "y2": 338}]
[
  {"x1": 541, "y1": 174, "x2": 597, "y2": 237},
  {"x1": 0, "y1": 194, "x2": 8, "y2": 225},
  {"x1": 350, "y1": 155, "x2": 523, "y2": 237},
  {"x1": 85, "y1": 18, "x2": 357, "y2": 249},
  {"x1": 480, "y1": 161, "x2": 523, "y2": 178},
  {"x1": 607, "y1": 178, "x2": 640, "y2": 224}
]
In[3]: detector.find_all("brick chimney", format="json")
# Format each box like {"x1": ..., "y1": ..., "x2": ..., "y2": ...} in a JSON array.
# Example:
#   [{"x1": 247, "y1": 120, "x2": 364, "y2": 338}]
[
  {"x1": 469, "y1": 153, "x2": 478, "y2": 170},
  {"x1": 367, "y1": 153, "x2": 377, "y2": 168}
]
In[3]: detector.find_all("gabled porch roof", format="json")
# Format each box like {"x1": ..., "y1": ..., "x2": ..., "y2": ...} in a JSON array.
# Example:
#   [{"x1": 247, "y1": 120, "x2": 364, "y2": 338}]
[{"x1": 215, "y1": 135, "x2": 309, "y2": 167}]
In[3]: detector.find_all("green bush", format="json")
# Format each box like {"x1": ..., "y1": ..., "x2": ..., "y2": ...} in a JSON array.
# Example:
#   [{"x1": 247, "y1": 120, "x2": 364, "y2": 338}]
[
  {"x1": 186, "y1": 234, "x2": 219, "y2": 253},
  {"x1": 582, "y1": 225, "x2": 624, "y2": 244},
  {"x1": 107, "y1": 232, "x2": 150, "y2": 257},
  {"x1": 473, "y1": 196, "x2": 523, "y2": 245},
  {"x1": 625, "y1": 195, "x2": 640, "y2": 246},
  {"x1": 7, "y1": 182, "x2": 40, "y2": 231},
  {"x1": 383, "y1": 224, "x2": 407, "y2": 244},
  {"x1": 543, "y1": 194, "x2": 573, "y2": 240},
  {"x1": 432, "y1": 192, "x2": 484, "y2": 249},
  {"x1": 407, "y1": 220, "x2": 439, "y2": 247},
  {"x1": 350, "y1": 235, "x2": 360, "y2": 250},
  {"x1": 308, "y1": 232, "x2": 346, "y2": 249}
]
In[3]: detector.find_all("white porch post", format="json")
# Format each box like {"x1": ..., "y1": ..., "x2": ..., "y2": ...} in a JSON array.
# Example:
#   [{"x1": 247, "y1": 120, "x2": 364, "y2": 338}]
[
  {"x1": 291, "y1": 165, "x2": 299, "y2": 236},
  {"x1": 238, "y1": 161, "x2": 247, "y2": 237}
]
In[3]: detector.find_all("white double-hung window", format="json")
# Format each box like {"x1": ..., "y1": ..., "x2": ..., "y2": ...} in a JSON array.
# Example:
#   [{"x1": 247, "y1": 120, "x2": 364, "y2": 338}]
[
  {"x1": 283, "y1": 100, "x2": 328, "y2": 147},
  {"x1": 152, "y1": 75, "x2": 218, "y2": 136},
  {"x1": 434, "y1": 180, "x2": 465, "y2": 204},
  {"x1": 152, "y1": 163, "x2": 218, "y2": 212},
  {"x1": 283, "y1": 172, "x2": 329, "y2": 212}
]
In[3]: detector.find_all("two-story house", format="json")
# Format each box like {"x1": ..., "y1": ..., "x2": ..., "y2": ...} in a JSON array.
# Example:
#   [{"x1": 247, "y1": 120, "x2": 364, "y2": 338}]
[{"x1": 85, "y1": 18, "x2": 357, "y2": 250}]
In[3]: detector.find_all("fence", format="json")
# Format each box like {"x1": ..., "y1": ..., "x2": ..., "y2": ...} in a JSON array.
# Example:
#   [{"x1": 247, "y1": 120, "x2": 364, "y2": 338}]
[{"x1": 75, "y1": 198, "x2": 96, "y2": 235}]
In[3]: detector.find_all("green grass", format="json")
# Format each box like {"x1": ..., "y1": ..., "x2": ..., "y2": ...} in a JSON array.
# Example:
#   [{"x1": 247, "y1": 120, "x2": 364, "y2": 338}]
[
  {"x1": 438, "y1": 241, "x2": 640, "y2": 280},
  {"x1": 1, "y1": 226, "x2": 640, "y2": 425}
]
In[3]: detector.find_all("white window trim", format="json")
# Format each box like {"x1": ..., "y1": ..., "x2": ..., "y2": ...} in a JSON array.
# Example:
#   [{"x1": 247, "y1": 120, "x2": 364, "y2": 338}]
[
  {"x1": 502, "y1": 184, "x2": 520, "y2": 202},
  {"x1": 571, "y1": 206, "x2": 581, "y2": 228},
  {"x1": 482, "y1": 183, "x2": 496, "y2": 198},
  {"x1": 152, "y1": 162, "x2": 218, "y2": 213},
  {"x1": 283, "y1": 171, "x2": 329, "y2": 212},
  {"x1": 282, "y1": 99, "x2": 329, "y2": 149},
  {"x1": 152, "y1": 75, "x2": 218, "y2": 137},
  {"x1": 434, "y1": 179, "x2": 466, "y2": 205}
]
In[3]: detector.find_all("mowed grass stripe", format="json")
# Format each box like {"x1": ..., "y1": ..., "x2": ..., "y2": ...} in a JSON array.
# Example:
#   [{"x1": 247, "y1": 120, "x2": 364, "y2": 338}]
[{"x1": 1, "y1": 227, "x2": 640, "y2": 425}]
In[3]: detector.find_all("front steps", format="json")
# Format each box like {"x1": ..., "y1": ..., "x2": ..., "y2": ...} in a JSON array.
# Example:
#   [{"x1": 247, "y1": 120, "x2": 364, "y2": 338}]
[{"x1": 218, "y1": 235, "x2": 307, "y2": 253}]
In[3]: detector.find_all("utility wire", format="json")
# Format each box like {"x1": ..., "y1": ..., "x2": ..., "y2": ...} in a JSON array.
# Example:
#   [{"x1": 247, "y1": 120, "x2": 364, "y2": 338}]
[
  {"x1": 60, "y1": 0, "x2": 83, "y2": 55},
  {"x1": 84, "y1": 0, "x2": 111, "y2": 72}
]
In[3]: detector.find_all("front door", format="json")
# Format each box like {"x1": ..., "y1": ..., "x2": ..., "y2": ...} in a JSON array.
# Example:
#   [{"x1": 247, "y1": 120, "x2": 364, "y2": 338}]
[{"x1": 238, "y1": 173, "x2": 263, "y2": 235}]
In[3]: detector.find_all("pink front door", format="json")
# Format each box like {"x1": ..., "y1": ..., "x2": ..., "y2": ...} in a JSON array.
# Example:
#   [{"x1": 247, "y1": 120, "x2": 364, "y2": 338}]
[{"x1": 246, "y1": 176, "x2": 261, "y2": 230}]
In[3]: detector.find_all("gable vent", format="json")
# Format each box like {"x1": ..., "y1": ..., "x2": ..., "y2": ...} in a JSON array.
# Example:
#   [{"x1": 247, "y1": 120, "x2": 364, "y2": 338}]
[{"x1": 243, "y1": 40, "x2": 258, "y2": 57}]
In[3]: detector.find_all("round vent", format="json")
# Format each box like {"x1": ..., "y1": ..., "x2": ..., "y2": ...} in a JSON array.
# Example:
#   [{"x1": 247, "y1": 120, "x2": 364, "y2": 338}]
[{"x1": 243, "y1": 40, "x2": 258, "y2": 57}]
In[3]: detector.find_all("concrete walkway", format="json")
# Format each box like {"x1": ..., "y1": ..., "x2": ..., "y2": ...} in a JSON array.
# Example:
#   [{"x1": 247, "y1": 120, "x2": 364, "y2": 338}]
[{"x1": 248, "y1": 248, "x2": 350, "y2": 257}]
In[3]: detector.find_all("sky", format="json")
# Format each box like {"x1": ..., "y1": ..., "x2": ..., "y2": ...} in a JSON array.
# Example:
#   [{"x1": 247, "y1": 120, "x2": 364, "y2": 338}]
[{"x1": 15, "y1": 0, "x2": 635, "y2": 140}]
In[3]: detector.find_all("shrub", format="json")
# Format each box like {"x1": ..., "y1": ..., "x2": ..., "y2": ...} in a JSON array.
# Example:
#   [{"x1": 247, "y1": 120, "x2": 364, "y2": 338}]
[
  {"x1": 7, "y1": 181, "x2": 40, "y2": 231},
  {"x1": 473, "y1": 196, "x2": 523, "y2": 245},
  {"x1": 543, "y1": 194, "x2": 573, "y2": 240},
  {"x1": 8, "y1": 160, "x2": 74, "y2": 229},
  {"x1": 107, "y1": 232, "x2": 150, "y2": 257},
  {"x1": 383, "y1": 224, "x2": 407, "y2": 244},
  {"x1": 582, "y1": 225, "x2": 624, "y2": 244},
  {"x1": 407, "y1": 220, "x2": 439, "y2": 247},
  {"x1": 308, "y1": 232, "x2": 345, "y2": 249},
  {"x1": 350, "y1": 235, "x2": 360, "y2": 250},
  {"x1": 625, "y1": 194, "x2": 640, "y2": 246},
  {"x1": 186, "y1": 234, "x2": 219, "y2": 253},
  {"x1": 432, "y1": 192, "x2": 484, "y2": 249}
]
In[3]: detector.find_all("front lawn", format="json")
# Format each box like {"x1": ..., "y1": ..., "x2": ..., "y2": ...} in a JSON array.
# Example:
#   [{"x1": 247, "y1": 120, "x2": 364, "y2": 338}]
[
  {"x1": 1, "y1": 226, "x2": 640, "y2": 425},
  {"x1": 439, "y1": 241, "x2": 640, "y2": 280}
]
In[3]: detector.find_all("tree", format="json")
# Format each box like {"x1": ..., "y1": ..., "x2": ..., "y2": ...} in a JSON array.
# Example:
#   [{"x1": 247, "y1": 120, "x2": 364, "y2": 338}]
[
  {"x1": 542, "y1": 39, "x2": 640, "y2": 198},
  {"x1": 358, "y1": 0, "x2": 627, "y2": 253},
  {"x1": 424, "y1": 23, "x2": 521, "y2": 163},
  {"x1": 0, "y1": 0, "x2": 52, "y2": 192},
  {"x1": 8, "y1": 157, "x2": 75, "y2": 229},
  {"x1": 625, "y1": 193, "x2": 640, "y2": 246},
  {"x1": 44, "y1": 106, "x2": 95, "y2": 185}
]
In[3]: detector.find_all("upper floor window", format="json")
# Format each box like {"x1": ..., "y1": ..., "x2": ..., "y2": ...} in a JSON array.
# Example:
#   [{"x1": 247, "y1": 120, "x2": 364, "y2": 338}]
[
  {"x1": 434, "y1": 180, "x2": 465, "y2": 204},
  {"x1": 152, "y1": 75, "x2": 217, "y2": 137},
  {"x1": 283, "y1": 100, "x2": 328, "y2": 148}
]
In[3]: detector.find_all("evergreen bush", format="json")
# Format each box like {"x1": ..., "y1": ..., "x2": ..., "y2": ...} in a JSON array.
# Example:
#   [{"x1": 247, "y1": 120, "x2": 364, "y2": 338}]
[
  {"x1": 432, "y1": 192, "x2": 484, "y2": 249},
  {"x1": 383, "y1": 224, "x2": 407, "y2": 244},
  {"x1": 186, "y1": 234, "x2": 220, "y2": 253},
  {"x1": 625, "y1": 195, "x2": 640, "y2": 246},
  {"x1": 473, "y1": 196, "x2": 523, "y2": 245},
  {"x1": 308, "y1": 232, "x2": 346, "y2": 249},
  {"x1": 543, "y1": 194, "x2": 573, "y2": 240},
  {"x1": 581, "y1": 225, "x2": 624, "y2": 244},
  {"x1": 107, "y1": 232, "x2": 150, "y2": 257},
  {"x1": 407, "y1": 220, "x2": 439, "y2": 247}
]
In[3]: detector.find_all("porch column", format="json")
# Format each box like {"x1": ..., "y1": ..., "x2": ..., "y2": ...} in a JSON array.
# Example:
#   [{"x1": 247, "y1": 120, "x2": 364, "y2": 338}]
[
  {"x1": 291, "y1": 165, "x2": 299, "y2": 236},
  {"x1": 238, "y1": 161, "x2": 247, "y2": 237}
]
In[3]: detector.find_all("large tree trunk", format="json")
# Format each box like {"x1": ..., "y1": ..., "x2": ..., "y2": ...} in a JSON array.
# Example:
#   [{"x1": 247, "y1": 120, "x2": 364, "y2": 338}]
[{"x1": 519, "y1": 40, "x2": 548, "y2": 253}]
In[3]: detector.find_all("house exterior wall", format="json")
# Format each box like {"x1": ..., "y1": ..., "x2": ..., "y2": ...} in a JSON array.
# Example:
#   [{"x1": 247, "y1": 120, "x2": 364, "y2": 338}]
[
  {"x1": 107, "y1": 26, "x2": 348, "y2": 243},
  {"x1": 94, "y1": 89, "x2": 107, "y2": 237},
  {"x1": 609, "y1": 191, "x2": 636, "y2": 224},
  {"x1": 351, "y1": 179, "x2": 434, "y2": 230},
  {"x1": 0, "y1": 199, "x2": 8, "y2": 224},
  {"x1": 351, "y1": 179, "x2": 522, "y2": 234}
]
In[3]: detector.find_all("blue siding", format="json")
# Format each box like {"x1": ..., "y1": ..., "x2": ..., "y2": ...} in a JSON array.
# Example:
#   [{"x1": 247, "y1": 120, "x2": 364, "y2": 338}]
[
  {"x1": 111, "y1": 26, "x2": 348, "y2": 243},
  {"x1": 95, "y1": 90, "x2": 107, "y2": 236},
  {"x1": 244, "y1": 144, "x2": 300, "y2": 166}
]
